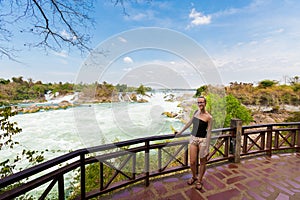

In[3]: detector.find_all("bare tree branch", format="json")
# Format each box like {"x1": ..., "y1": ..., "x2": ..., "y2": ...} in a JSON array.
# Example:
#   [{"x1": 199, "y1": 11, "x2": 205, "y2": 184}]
[
  {"x1": 0, "y1": 0, "x2": 96, "y2": 59},
  {"x1": 0, "y1": 0, "x2": 151, "y2": 60}
]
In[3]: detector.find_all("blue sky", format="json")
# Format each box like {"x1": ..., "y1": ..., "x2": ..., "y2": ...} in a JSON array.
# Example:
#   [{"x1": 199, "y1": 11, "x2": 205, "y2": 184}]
[{"x1": 1, "y1": 0, "x2": 300, "y2": 88}]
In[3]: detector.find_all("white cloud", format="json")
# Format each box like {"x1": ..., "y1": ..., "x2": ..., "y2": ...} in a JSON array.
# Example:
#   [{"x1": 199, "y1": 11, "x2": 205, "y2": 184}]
[
  {"x1": 53, "y1": 50, "x2": 68, "y2": 58},
  {"x1": 249, "y1": 40, "x2": 258, "y2": 46},
  {"x1": 118, "y1": 37, "x2": 127, "y2": 43},
  {"x1": 61, "y1": 30, "x2": 70, "y2": 38},
  {"x1": 131, "y1": 13, "x2": 147, "y2": 21},
  {"x1": 188, "y1": 8, "x2": 211, "y2": 28},
  {"x1": 275, "y1": 28, "x2": 284, "y2": 33},
  {"x1": 60, "y1": 30, "x2": 76, "y2": 41},
  {"x1": 123, "y1": 56, "x2": 133, "y2": 64},
  {"x1": 124, "y1": 9, "x2": 155, "y2": 21},
  {"x1": 123, "y1": 67, "x2": 132, "y2": 72}
]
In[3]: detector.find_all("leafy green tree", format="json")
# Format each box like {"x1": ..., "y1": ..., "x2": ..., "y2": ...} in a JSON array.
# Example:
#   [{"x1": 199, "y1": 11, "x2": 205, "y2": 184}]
[
  {"x1": 195, "y1": 85, "x2": 208, "y2": 97},
  {"x1": 205, "y1": 93, "x2": 226, "y2": 129},
  {"x1": 199, "y1": 93, "x2": 252, "y2": 129},
  {"x1": 258, "y1": 79, "x2": 278, "y2": 88},
  {"x1": 136, "y1": 84, "x2": 147, "y2": 95},
  {"x1": 115, "y1": 84, "x2": 128, "y2": 92},
  {"x1": 224, "y1": 94, "x2": 253, "y2": 127},
  {"x1": 11, "y1": 76, "x2": 24, "y2": 84},
  {"x1": 292, "y1": 83, "x2": 300, "y2": 92},
  {"x1": 289, "y1": 76, "x2": 299, "y2": 85},
  {"x1": 0, "y1": 79, "x2": 10, "y2": 84}
]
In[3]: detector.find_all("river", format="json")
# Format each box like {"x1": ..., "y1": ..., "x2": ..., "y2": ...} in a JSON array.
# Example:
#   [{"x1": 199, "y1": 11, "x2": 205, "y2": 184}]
[
  {"x1": 1, "y1": 91, "x2": 195, "y2": 198},
  {"x1": 1, "y1": 91, "x2": 191, "y2": 173}
]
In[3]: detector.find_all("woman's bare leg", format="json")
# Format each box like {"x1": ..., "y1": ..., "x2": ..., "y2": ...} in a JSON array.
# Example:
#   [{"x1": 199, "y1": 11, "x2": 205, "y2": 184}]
[
  {"x1": 189, "y1": 144, "x2": 198, "y2": 179},
  {"x1": 198, "y1": 154, "x2": 207, "y2": 182}
]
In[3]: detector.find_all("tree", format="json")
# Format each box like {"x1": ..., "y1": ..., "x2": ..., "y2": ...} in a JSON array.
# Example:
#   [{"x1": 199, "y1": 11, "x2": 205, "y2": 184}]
[
  {"x1": 0, "y1": 78, "x2": 10, "y2": 85},
  {"x1": 289, "y1": 76, "x2": 299, "y2": 85},
  {"x1": 0, "y1": 1, "x2": 152, "y2": 60},
  {"x1": 224, "y1": 94, "x2": 253, "y2": 126},
  {"x1": 195, "y1": 85, "x2": 208, "y2": 97},
  {"x1": 204, "y1": 93, "x2": 253, "y2": 129},
  {"x1": 257, "y1": 79, "x2": 278, "y2": 88},
  {"x1": 136, "y1": 84, "x2": 147, "y2": 95},
  {"x1": 0, "y1": 0, "x2": 96, "y2": 59}
]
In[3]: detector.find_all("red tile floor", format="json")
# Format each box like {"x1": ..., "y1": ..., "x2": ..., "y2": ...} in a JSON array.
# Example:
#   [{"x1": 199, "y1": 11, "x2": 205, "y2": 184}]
[{"x1": 101, "y1": 153, "x2": 300, "y2": 200}]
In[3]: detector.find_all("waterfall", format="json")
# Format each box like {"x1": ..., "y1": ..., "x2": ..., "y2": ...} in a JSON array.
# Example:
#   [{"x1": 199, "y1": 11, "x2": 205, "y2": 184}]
[
  {"x1": 125, "y1": 93, "x2": 133, "y2": 102},
  {"x1": 118, "y1": 93, "x2": 124, "y2": 102}
]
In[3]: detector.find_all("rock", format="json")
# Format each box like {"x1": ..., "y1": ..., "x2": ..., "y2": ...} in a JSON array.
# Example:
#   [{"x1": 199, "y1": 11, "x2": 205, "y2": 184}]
[
  {"x1": 251, "y1": 111, "x2": 290, "y2": 124},
  {"x1": 137, "y1": 98, "x2": 148, "y2": 103},
  {"x1": 162, "y1": 111, "x2": 178, "y2": 118}
]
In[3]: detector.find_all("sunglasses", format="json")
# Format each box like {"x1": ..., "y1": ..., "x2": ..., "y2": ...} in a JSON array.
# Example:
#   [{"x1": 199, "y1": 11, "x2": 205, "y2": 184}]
[{"x1": 197, "y1": 101, "x2": 205, "y2": 105}]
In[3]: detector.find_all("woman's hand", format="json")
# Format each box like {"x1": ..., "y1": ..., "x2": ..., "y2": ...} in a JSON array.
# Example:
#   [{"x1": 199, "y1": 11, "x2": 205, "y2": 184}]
[{"x1": 174, "y1": 131, "x2": 181, "y2": 136}]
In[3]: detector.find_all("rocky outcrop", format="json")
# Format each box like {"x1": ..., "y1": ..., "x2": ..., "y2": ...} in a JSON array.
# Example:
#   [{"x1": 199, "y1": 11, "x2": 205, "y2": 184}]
[
  {"x1": 12, "y1": 101, "x2": 75, "y2": 114},
  {"x1": 162, "y1": 111, "x2": 178, "y2": 118},
  {"x1": 251, "y1": 111, "x2": 290, "y2": 124}
]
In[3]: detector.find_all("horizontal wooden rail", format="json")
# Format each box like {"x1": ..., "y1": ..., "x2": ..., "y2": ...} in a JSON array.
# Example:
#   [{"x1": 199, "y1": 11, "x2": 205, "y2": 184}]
[{"x1": 0, "y1": 121, "x2": 299, "y2": 199}]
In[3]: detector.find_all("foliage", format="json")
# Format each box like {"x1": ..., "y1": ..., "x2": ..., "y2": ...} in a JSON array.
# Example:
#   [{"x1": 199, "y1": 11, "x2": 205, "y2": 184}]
[
  {"x1": 205, "y1": 93, "x2": 227, "y2": 129},
  {"x1": 0, "y1": 107, "x2": 46, "y2": 179},
  {"x1": 226, "y1": 79, "x2": 300, "y2": 106},
  {"x1": 258, "y1": 79, "x2": 278, "y2": 88},
  {"x1": 195, "y1": 85, "x2": 208, "y2": 97},
  {"x1": 292, "y1": 83, "x2": 300, "y2": 92},
  {"x1": 206, "y1": 93, "x2": 252, "y2": 128},
  {"x1": 223, "y1": 94, "x2": 253, "y2": 126},
  {"x1": 0, "y1": 76, "x2": 75, "y2": 103},
  {"x1": 69, "y1": 144, "x2": 184, "y2": 199},
  {"x1": 0, "y1": 107, "x2": 22, "y2": 151},
  {"x1": 1, "y1": 77, "x2": 152, "y2": 105},
  {"x1": 288, "y1": 76, "x2": 299, "y2": 85},
  {"x1": 285, "y1": 112, "x2": 300, "y2": 122},
  {"x1": 135, "y1": 84, "x2": 151, "y2": 95},
  {"x1": 193, "y1": 88, "x2": 253, "y2": 128}
]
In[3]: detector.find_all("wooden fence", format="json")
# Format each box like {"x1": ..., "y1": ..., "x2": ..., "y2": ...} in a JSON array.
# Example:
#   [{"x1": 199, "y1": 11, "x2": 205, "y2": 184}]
[{"x1": 0, "y1": 120, "x2": 299, "y2": 199}]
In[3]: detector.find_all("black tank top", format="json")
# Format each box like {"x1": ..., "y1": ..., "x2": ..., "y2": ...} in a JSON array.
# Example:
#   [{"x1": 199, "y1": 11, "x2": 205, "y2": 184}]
[{"x1": 191, "y1": 117, "x2": 208, "y2": 138}]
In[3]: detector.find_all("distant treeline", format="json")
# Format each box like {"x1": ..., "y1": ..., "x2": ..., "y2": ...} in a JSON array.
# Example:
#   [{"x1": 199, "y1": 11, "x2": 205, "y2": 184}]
[
  {"x1": 196, "y1": 77, "x2": 300, "y2": 107},
  {"x1": 0, "y1": 76, "x2": 151, "y2": 105},
  {"x1": 1, "y1": 76, "x2": 299, "y2": 107}
]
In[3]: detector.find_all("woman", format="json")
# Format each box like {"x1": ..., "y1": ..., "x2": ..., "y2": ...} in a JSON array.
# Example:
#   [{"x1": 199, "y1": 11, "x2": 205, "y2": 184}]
[{"x1": 175, "y1": 96, "x2": 212, "y2": 190}]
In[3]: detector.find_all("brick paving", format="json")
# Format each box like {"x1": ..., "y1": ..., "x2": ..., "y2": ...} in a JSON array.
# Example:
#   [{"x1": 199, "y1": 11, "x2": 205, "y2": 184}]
[{"x1": 102, "y1": 153, "x2": 300, "y2": 200}]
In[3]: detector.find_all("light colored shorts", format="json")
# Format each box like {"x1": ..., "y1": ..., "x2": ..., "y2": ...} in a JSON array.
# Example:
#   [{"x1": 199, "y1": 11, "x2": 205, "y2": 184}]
[
  {"x1": 190, "y1": 135, "x2": 208, "y2": 158},
  {"x1": 189, "y1": 135, "x2": 207, "y2": 146}
]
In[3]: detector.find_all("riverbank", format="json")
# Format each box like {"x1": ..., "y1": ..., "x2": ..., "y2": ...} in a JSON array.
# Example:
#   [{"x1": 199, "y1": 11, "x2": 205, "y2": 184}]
[
  {"x1": 169, "y1": 93, "x2": 299, "y2": 125},
  {"x1": 7, "y1": 91, "x2": 300, "y2": 124},
  {"x1": 9, "y1": 92, "x2": 150, "y2": 114}
]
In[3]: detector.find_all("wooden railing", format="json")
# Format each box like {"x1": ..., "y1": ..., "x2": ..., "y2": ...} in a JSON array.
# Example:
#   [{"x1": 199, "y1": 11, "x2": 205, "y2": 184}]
[{"x1": 0, "y1": 120, "x2": 299, "y2": 199}]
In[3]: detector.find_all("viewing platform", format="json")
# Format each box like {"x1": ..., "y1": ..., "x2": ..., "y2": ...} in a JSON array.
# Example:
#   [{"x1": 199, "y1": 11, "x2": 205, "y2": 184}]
[
  {"x1": 0, "y1": 120, "x2": 299, "y2": 199},
  {"x1": 103, "y1": 153, "x2": 300, "y2": 200}
]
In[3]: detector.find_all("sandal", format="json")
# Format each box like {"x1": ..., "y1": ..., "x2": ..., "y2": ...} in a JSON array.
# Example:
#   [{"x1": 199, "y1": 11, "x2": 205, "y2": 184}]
[
  {"x1": 195, "y1": 181, "x2": 203, "y2": 190},
  {"x1": 187, "y1": 177, "x2": 198, "y2": 185}
]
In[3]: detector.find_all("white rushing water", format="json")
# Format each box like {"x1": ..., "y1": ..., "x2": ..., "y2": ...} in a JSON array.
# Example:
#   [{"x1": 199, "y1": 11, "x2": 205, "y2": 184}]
[
  {"x1": 1, "y1": 92, "x2": 188, "y2": 169},
  {"x1": 0, "y1": 91, "x2": 193, "y2": 198}
]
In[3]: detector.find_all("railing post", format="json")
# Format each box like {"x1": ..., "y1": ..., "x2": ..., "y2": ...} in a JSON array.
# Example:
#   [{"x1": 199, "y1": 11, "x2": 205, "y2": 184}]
[
  {"x1": 145, "y1": 141, "x2": 150, "y2": 186},
  {"x1": 230, "y1": 119, "x2": 242, "y2": 163},
  {"x1": 297, "y1": 125, "x2": 300, "y2": 153},
  {"x1": 266, "y1": 126, "x2": 273, "y2": 157},
  {"x1": 80, "y1": 154, "x2": 86, "y2": 199},
  {"x1": 58, "y1": 175, "x2": 65, "y2": 200}
]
